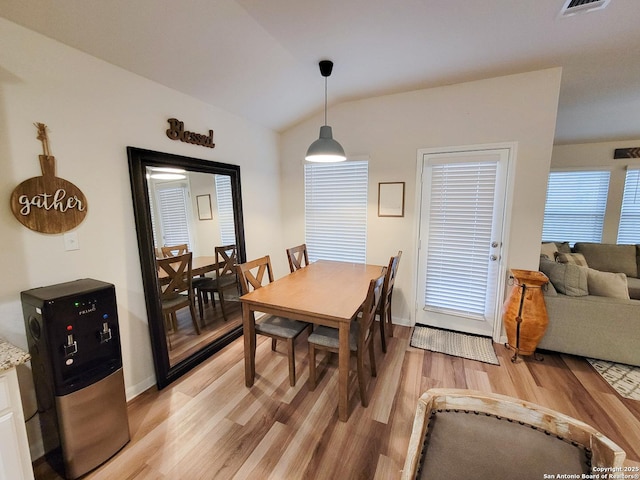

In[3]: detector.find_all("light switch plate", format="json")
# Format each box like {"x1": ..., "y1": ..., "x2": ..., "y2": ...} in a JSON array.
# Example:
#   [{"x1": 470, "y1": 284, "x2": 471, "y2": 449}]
[{"x1": 64, "y1": 231, "x2": 80, "y2": 251}]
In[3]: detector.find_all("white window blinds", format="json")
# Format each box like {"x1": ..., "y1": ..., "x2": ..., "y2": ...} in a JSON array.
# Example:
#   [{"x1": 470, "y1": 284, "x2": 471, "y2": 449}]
[
  {"x1": 156, "y1": 184, "x2": 192, "y2": 249},
  {"x1": 423, "y1": 161, "x2": 498, "y2": 317},
  {"x1": 617, "y1": 168, "x2": 640, "y2": 244},
  {"x1": 215, "y1": 175, "x2": 236, "y2": 245},
  {"x1": 304, "y1": 161, "x2": 368, "y2": 263},
  {"x1": 542, "y1": 170, "x2": 610, "y2": 244}
]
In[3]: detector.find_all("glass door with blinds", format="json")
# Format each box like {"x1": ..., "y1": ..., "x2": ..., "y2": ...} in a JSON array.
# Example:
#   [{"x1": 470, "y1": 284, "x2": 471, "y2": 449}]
[
  {"x1": 618, "y1": 168, "x2": 640, "y2": 244},
  {"x1": 416, "y1": 148, "x2": 510, "y2": 337},
  {"x1": 152, "y1": 180, "x2": 195, "y2": 250}
]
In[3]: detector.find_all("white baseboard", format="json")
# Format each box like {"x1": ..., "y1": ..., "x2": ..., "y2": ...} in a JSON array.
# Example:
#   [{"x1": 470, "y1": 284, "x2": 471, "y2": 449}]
[{"x1": 126, "y1": 375, "x2": 156, "y2": 401}]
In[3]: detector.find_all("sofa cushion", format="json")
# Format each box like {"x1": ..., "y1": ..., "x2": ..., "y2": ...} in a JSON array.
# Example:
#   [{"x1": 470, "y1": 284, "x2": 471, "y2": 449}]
[
  {"x1": 573, "y1": 243, "x2": 638, "y2": 278},
  {"x1": 586, "y1": 268, "x2": 630, "y2": 300},
  {"x1": 539, "y1": 257, "x2": 588, "y2": 297},
  {"x1": 555, "y1": 252, "x2": 589, "y2": 267},
  {"x1": 627, "y1": 277, "x2": 640, "y2": 300}
]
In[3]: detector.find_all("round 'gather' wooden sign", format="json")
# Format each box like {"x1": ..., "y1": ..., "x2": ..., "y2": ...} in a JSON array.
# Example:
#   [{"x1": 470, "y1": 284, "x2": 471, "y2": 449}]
[{"x1": 10, "y1": 123, "x2": 88, "y2": 234}]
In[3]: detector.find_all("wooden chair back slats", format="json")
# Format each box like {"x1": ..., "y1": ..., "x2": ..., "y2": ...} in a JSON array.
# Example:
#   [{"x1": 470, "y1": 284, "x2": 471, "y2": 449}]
[
  {"x1": 161, "y1": 244, "x2": 189, "y2": 258},
  {"x1": 237, "y1": 256, "x2": 274, "y2": 294},
  {"x1": 215, "y1": 244, "x2": 238, "y2": 278},
  {"x1": 360, "y1": 268, "x2": 387, "y2": 349},
  {"x1": 157, "y1": 252, "x2": 193, "y2": 297},
  {"x1": 286, "y1": 244, "x2": 309, "y2": 273},
  {"x1": 379, "y1": 250, "x2": 402, "y2": 352},
  {"x1": 156, "y1": 252, "x2": 200, "y2": 335}
]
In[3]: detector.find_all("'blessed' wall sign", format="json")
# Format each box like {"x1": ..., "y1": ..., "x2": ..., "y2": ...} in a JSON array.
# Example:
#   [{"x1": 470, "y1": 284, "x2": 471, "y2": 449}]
[{"x1": 166, "y1": 118, "x2": 215, "y2": 148}]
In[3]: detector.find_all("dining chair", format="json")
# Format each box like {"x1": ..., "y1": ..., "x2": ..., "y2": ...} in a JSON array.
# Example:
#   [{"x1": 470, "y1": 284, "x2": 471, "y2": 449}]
[
  {"x1": 196, "y1": 244, "x2": 239, "y2": 322},
  {"x1": 162, "y1": 243, "x2": 210, "y2": 304},
  {"x1": 286, "y1": 243, "x2": 309, "y2": 273},
  {"x1": 160, "y1": 244, "x2": 188, "y2": 258},
  {"x1": 156, "y1": 252, "x2": 201, "y2": 339},
  {"x1": 308, "y1": 267, "x2": 387, "y2": 407},
  {"x1": 401, "y1": 388, "x2": 626, "y2": 480},
  {"x1": 237, "y1": 255, "x2": 312, "y2": 387},
  {"x1": 379, "y1": 250, "x2": 402, "y2": 353}
]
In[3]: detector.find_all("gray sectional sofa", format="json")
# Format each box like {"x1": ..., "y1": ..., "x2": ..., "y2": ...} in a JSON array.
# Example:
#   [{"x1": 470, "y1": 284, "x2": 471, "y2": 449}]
[{"x1": 536, "y1": 242, "x2": 640, "y2": 367}]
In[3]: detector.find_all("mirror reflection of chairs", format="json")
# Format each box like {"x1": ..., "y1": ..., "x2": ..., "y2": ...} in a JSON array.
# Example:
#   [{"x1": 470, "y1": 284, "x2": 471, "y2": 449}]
[
  {"x1": 237, "y1": 255, "x2": 312, "y2": 386},
  {"x1": 308, "y1": 267, "x2": 387, "y2": 407},
  {"x1": 156, "y1": 252, "x2": 201, "y2": 349},
  {"x1": 160, "y1": 244, "x2": 188, "y2": 257},
  {"x1": 160, "y1": 243, "x2": 210, "y2": 293},
  {"x1": 286, "y1": 243, "x2": 309, "y2": 273},
  {"x1": 196, "y1": 244, "x2": 240, "y2": 322}
]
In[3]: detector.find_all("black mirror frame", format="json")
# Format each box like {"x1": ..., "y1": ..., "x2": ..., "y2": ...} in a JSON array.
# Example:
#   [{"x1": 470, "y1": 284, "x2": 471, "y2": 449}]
[{"x1": 127, "y1": 147, "x2": 246, "y2": 389}]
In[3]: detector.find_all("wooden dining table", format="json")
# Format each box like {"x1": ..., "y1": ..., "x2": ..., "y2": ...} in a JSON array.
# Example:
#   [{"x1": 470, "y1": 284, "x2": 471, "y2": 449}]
[
  {"x1": 240, "y1": 260, "x2": 384, "y2": 421},
  {"x1": 157, "y1": 255, "x2": 218, "y2": 284}
]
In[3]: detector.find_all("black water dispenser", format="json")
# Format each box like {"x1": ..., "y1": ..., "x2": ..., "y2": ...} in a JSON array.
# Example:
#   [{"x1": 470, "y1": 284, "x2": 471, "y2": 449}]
[{"x1": 21, "y1": 278, "x2": 130, "y2": 479}]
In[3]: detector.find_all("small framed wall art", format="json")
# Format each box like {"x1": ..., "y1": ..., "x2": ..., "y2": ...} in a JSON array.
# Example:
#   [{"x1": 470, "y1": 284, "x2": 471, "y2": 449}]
[
  {"x1": 196, "y1": 194, "x2": 213, "y2": 220},
  {"x1": 378, "y1": 181, "x2": 405, "y2": 217}
]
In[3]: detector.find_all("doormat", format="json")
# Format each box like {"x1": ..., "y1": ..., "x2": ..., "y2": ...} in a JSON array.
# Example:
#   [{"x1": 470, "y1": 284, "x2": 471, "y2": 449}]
[
  {"x1": 587, "y1": 358, "x2": 640, "y2": 401},
  {"x1": 410, "y1": 325, "x2": 499, "y2": 365}
]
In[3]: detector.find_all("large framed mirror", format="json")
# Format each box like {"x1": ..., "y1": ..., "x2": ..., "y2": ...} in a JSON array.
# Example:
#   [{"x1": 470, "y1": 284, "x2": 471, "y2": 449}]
[{"x1": 128, "y1": 147, "x2": 246, "y2": 388}]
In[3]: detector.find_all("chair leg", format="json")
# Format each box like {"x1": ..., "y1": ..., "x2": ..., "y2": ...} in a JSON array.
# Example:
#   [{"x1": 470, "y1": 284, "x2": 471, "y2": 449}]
[
  {"x1": 197, "y1": 290, "x2": 204, "y2": 321},
  {"x1": 369, "y1": 340, "x2": 377, "y2": 378},
  {"x1": 219, "y1": 290, "x2": 228, "y2": 321},
  {"x1": 189, "y1": 302, "x2": 201, "y2": 335},
  {"x1": 308, "y1": 343, "x2": 317, "y2": 390},
  {"x1": 379, "y1": 308, "x2": 388, "y2": 354},
  {"x1": 287, "y1": 338, "x2": 296, "y2": 387},
  {"x1": 357, "y1": 350, "x2": 368, "y2": 407},
  {"x1": 271, "y1": 338, "x2": 277, "y2": 351},
  {"x1": 386, "y1": 303, "x2": 394, "y2": 337}
]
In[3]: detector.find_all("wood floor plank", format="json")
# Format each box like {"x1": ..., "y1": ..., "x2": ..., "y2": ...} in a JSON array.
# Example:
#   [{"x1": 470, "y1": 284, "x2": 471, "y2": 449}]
[
  {"x1": 369, "y1": 334, "x2": 409, "y2": 423},
  {"x1": 33, "y1": 325, "x2": 640, "y2": 480}
]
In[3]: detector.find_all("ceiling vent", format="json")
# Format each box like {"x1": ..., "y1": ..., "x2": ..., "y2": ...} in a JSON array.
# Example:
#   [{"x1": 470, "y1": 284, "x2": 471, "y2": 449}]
[{"x1": 559, "y1": 0, "x2": 611, "y2": 16}]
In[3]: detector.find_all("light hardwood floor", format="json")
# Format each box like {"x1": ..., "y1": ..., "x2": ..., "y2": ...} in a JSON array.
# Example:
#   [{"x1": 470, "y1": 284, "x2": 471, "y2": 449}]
[{"x1": 35, "y1": 325, "x2": 640, "y2": 479}]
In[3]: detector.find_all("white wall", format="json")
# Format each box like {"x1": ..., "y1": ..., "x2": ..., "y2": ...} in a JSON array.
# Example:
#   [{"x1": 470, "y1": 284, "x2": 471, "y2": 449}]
[
  {"x1": 551, "y1": 139, "x2": 640, "y2": 243},
  {"x1": 0, "y1": 18, "x2": 283, "y2": 458},
  {"x1": 280, "y1": 68, "x2": 562, "y2": 326}
]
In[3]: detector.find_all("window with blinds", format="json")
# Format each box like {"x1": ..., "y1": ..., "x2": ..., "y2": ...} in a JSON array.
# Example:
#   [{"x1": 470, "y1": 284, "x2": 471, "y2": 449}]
[
  {"x1": 423, "y1": 161, "x2": 498, "y2": 317},
  {"x1": 215, "y1": 175, "x2": 236, "y2": 245},
  {"x1": 156, "y1": 183, "x2": 192, "y2": 249},
  {"x1": 304, "y1": 160, "x2": 368, "y2": 263},
  {"x1": 542, "y1": 170, "x2": 610, "y2": 245},
  {"x1": 617, "y1": 168, "x2": 640, "y2": 244}
]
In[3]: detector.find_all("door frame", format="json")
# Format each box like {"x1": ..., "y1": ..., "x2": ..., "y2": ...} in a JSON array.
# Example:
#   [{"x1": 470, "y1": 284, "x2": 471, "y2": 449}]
[{"x1": 412, "y1": 142, "x2": 518, "y2": 342}]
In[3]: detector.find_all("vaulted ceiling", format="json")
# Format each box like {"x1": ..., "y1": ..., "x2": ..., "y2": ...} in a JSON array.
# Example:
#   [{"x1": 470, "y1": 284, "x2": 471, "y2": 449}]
[{"x1": 2, "y1": 0, "x2": 639, "y2": 144}]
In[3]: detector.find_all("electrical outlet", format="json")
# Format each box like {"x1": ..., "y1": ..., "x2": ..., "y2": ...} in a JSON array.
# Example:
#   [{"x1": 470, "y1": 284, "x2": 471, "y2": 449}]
[{"x1": 64, "y1": 232, "x2": 80, "y2": 251}]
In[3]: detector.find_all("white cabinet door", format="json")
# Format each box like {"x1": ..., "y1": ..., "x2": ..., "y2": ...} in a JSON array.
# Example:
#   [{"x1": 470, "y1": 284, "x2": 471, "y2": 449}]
[{"x1": 0, "y1": 369, "x2": 34, "y2": 480}]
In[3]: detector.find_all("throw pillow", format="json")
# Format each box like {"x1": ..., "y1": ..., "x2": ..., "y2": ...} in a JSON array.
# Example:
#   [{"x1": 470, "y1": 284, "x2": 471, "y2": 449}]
[
  {"x1": 586, "y1": 268, "x2": 630, "y2": 300},
  {"x1": 540, "y1": 242, "x2": 558, "y2": 260},
  {"x1": 555, "y1": 252, "x2": 589, "y2": 267},
  {"x1": 539, "y1": 257, "x2": 588, "y2": 296}
]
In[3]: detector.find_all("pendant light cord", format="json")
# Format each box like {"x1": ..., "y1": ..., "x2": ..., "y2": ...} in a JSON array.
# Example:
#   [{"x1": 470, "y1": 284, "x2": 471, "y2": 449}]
[{"x1": 324, "y1": 76, "x2": 328, "y2": 126}]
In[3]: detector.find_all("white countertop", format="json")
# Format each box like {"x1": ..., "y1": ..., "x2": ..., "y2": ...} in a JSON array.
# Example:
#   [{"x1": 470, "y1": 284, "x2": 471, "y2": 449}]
[{"x1": 0, "y1": 339, "x2": 30, "y2": 372}]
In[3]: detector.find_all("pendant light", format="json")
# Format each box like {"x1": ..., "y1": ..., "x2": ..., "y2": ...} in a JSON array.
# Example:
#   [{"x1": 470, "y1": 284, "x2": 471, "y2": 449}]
[{"x1": 305, "y1": 60, "x2": 346, "y2": 162}]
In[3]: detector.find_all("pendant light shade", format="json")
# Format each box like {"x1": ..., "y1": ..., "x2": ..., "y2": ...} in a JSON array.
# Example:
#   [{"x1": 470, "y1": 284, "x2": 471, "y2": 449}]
[{"x1": 305, "y1": 60, "x2": 346, "y2": 162}]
